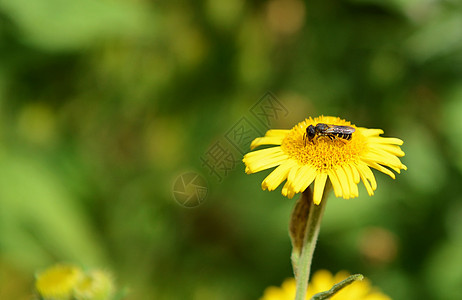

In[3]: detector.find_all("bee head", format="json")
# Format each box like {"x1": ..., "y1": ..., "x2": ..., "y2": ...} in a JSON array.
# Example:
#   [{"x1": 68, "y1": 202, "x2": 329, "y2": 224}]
[{"x1": 306, "y1": 125, "x2": 316, "y2": 141}]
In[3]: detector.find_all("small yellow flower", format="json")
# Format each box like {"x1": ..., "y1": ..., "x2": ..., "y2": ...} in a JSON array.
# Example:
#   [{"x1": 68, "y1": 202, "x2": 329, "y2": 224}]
[
  {"x1": 260, "y1": 270, "x2": 391, "y2": 300},
  {"x1": 35, "y1": 264, "x2": 84, "y2": 300},
  {"x1": 243, "y1": 116, "x2": 406, "y2": 204},
  {"x1": 74, "y1": 270, "x2": 115, "y2": 300}
]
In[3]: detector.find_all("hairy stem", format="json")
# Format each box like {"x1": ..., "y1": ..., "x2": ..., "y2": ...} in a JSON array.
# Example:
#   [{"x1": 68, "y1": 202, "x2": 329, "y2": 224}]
[{"x1": 294, "y1": 189, "x2": 328, "y2": 300}]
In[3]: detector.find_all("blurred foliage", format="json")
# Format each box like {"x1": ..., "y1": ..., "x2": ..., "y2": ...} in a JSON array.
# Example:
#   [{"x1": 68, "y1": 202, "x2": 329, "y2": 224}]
[{"x1": 0, "y1": 0, "x2": 462, "y2": 299}]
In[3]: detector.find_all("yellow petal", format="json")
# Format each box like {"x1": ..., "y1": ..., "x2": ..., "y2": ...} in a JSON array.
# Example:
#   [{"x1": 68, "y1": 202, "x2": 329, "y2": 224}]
[
  {"x1": 264, "y1": 129, "x2": 291, "y2": 137},
  {"x1": 366, "y1": 161, "x2": 396, "y2": 179},
  {"x1": 357, "y1": 161, "x2": 377, "y2": 190},
  {"x1": 292, "y1": 165, "x2": 317, "y2": 193},
  {"x1": 243, "y1": 147, "x2": 287, "y2": 173},
  {"x1": 243, "y1": 146, "x2": 284, "y2": 159},
  {"x1": 245, "y1": 153, "x2": 289, "y2": 173},
  {"x1": 282, "y1": 181, "x2": 296, "y2": 199},
  {"x1": 283, "y1": 166, "x2": 300, "y2": 199},
  {"x1": 335, "y1": 166, "x2": 351, "y2": 199},
  {"x1": 310, "y1": 269, "x2": 335, "y2": 292},
  {"x1": 373, "y1": 143, "x2": 405, "y2": 157},
  {"x1": 358, "y1": 172, "x2": 374, "y2": 196},
  {"x1": 355, "y1": 163, "x2": 376, "y2": 196},
  {"x1": 350, "y1": 163, "x2": 361, "y2": 184},
  {"x1": 282, "y1": 181, "x2": 289, "y2": 197},
  {"x1": 287, "y1": 164, "x2": 300, "y2": 185},
  {"x1": 364, "y1": 150, "x2": 403, "y2": 170},
  {"x1": 360, "y1": 128, "x2": 384, "y2": 137},
  {"x1": 368, "y1": 136, "x2": 404, "y2": 145},
  {"x1": 262, "y1": 160, "x2": 297, "y2": 191},
  {"x1": 328, "y1": 169, "x2": 342, "y2": 197},
  {"x1": 251, "y1": 136, "x2": 285, "y2": 150},
  {"x1": 343, "y1": 164, "x2": 359, "y2": 198},
  {"x1": 313, "y1": 172, "x2": 328, "y2": 205}
]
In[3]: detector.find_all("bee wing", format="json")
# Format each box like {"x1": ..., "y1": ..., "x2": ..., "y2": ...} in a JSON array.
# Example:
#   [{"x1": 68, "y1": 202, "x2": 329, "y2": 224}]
[
  {"x1": 323, "y1": 124, "x2": 356, "y2": 134},
  {"x1": 320, "y1": 124, "x2": 336, "y2": 133}
]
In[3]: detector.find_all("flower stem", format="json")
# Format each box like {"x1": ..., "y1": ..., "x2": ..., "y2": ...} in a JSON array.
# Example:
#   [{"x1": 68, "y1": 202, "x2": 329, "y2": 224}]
[{"x1": 294, "y1": 189, "x2": 328, "y2": 300}]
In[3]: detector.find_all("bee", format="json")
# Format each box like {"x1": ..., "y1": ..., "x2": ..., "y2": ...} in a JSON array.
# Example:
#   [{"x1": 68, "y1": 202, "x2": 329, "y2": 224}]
[{"x1": 304, "y1": 123, "x2": 355, "y2": 145}]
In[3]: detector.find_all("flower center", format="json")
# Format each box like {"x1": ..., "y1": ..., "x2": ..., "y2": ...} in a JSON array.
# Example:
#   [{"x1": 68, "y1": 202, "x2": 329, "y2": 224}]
[{"x1": 281, "y1": 122, "x2": 366, "y2": 171}]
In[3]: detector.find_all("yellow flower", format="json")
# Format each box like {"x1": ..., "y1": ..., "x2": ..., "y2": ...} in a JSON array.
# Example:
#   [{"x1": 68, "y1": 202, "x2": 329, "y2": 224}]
[
  {"x1": 260, "y1": 270, "x2": 391, "y2": 300},
  {"x1": 243, "y1": 116, "x2": 406, "y2": 204},
  {"x1": 35, "y1": 264, "x2": 84, "y2": 300},
  {"x1": 74, "y1": 270, "x2": 115, "y2": 300}
]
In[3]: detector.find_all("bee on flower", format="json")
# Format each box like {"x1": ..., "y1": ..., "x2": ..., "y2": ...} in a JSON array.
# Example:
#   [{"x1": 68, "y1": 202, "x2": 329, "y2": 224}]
[{"x1": 243, "y1": 116, "x2": 407, "y2": 204}]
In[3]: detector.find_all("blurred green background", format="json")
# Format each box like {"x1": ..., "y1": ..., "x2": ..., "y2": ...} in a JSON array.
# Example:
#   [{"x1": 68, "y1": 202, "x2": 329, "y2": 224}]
[{"x1": 1, "y1": 0, "x2": 462, "y2": 299}]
